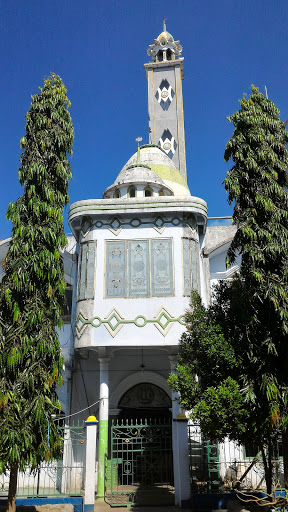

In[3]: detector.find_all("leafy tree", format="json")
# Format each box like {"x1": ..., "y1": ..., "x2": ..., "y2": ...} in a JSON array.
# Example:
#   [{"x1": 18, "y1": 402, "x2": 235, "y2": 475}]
[
  {"x1": 169, "y1": 86, "x2": 288, "y2": 494},
  {"x1": 169, "y1": 290, "x2": 280, "y2": 493},
  {"x1": 0, "y1": 74, "x2": 73, "y2": 512},
  {"x1": 224, "y1": 85, "x2": 288, "y2": 489}
]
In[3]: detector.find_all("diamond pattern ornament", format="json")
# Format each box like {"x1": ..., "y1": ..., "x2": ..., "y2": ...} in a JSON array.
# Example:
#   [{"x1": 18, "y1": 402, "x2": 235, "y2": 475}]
[
  {"x1": 104, "y1": 307, "x2": 125, "y2": 337},
  {"x1": 75, "y1": 311, "x2": 89, "y2": 338},
  {"x1": 154, "y1": 307, "x2": 176, "y2": 336},
  {"x1": 155, "y1": 79, "x2": 175, "y2": 111},
  {"x1": 152, "y1": 214, "x2": 166, "y2": 234},
  {"x1": 108, "y1": 216, "x2": 122, "y2": 236},
  {"x1": 158, "y1": 129, "x2": 177, "y2": 159}
]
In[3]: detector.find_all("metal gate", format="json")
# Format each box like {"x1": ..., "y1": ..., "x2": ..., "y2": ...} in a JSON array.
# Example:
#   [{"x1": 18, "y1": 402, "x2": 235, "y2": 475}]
[
  {"x1": 0, "y1": 420, "x2": 85, "y2": 498},
  {"x1": 106, "y1": 418, "x2": 174, "y2": 506}
]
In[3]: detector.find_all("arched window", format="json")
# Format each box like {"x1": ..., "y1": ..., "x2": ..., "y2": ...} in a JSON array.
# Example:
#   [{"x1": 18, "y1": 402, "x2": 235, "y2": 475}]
[
  {"x1": 113, "y1": 189, "x2": 120, "y2": 198},
  {"x1": 144, "y1": 187, "x2": 153, "y2": 197},
  {"x1": 157, "y1": 51, "x2": 163, "y2": 62},
  {"x1": 158, "y1": 190, "x2": 164, "y2": 197},
  {"x1": 167, "y1": 49, "x2": 172, "y2": 61},
  {"x1": 128, "y1": 186, "x2": 136, "y2": 198}
]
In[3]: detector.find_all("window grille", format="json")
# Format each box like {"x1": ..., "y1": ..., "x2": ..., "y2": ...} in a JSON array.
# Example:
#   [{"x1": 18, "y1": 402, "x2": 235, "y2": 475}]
[
  {"x1": 105, "y1": 238, "x2": 173, "y2": 298},
  {"x1": 77, "y1": 241, "x2": 96, "y2": 301}
]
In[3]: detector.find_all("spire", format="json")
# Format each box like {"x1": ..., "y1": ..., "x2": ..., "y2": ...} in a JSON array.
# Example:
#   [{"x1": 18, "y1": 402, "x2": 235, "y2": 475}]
[
  {"x1": 144, "y1": 26, "x2": 186, "y2": 180},
  {"x1": 135, "y1": 136, "x2": 143, "y2": 164},
  {"x1": 146, "y1": 24, "x2": 182, "y2": 63}
]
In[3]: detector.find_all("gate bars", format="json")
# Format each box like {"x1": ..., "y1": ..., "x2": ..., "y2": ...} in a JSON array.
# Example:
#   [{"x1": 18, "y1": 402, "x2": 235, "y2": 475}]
[
  {"x1": 107, "y1": 417, "x2": 174, "y2": 507},
  {"x1": 187, "y1": 423, "x2": 284, "y2": 493},
  {"x1": 0, "y1": 420, "x2": 85, "y2": 498}
]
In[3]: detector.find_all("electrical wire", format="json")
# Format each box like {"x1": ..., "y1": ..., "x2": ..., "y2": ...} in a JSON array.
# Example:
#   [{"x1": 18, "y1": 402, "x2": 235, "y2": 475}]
[{"x1": 56, "y1": 397, "x2": 107, "y2": 420}]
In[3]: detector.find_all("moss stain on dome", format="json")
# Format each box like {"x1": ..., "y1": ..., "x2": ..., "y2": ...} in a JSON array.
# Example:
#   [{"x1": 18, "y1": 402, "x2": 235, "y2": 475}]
[{"x1": 148, "y1": 165, "x2": 189, "y2": 188}]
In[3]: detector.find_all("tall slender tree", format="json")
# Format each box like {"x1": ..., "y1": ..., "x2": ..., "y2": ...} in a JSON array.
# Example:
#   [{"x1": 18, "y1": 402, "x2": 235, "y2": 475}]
[
  {"x1": 224, "y1": 86, "x2": 288, "y2": 488},
  {"x1": 169, "y1": 86, "x2": 288, "y2": 494},
  {"x1": 0, "y1": 74, "x2": 74, "y2": 512}
]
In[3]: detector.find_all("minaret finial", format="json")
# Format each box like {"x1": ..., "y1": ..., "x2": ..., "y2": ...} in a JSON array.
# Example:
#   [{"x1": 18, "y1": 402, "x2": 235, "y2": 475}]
[
  {"x1": 163, "y1": 18, "x2": 167, "y2": 32},
  {"x1": 135, "y1": 136, "x2": 143, "y2": 164}
]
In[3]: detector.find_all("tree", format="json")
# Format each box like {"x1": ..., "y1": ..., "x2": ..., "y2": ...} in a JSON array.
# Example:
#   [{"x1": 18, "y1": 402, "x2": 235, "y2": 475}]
[
  {"x1": 169, "y1": 86, "x2": 288, "y2": 494},
  {"x1": 0, "y1": 74, "x2": 74, "y2": 512},
  {"x1": 169, "y1": 289, "x2": 281, "y2": 494},
  {"x1": 224, "y1": 85, "x2": 288, "y2": 490}
]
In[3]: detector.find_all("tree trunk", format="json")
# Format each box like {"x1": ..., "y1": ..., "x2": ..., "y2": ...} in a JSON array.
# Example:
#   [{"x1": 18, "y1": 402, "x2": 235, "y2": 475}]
[
  {"x1": 7, "y1": 464, "x2": 18, "y2": 512},
  {"x1": 282, "y1": 429, "x2": 288, "y2": 488},
  {"x1": 261, "y1": 444, "x2": 272, "y2": 495}
]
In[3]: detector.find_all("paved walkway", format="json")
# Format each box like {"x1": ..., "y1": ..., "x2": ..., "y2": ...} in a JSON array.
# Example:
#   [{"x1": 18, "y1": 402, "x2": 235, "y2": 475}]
[
  {"x1": 95, "y1": 508, "x2": 186, "y2": 512},
  {"x1": 94, "y1": 504, "x2": 191, "y2": 512}
]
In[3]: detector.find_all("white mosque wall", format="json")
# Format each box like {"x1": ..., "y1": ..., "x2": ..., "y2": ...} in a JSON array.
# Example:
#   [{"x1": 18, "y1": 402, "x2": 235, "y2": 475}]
[
  {"x1": 74, "y1": 221, "x2": 202, "y2": 349},
  {"x1": 70, "y1": 348, "x2": 172, "y2": 421}
]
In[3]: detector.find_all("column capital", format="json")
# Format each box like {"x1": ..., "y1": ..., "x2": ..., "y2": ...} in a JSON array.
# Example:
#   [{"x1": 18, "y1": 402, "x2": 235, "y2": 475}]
[
  {"x1": 98, "y1": 357, "x2": 111, "y2": 365},
  {"x1": 168, "y1": 354, "x2": 179, "y2": 362},
  {"x1": 168, "y1": 354, "x2": 179, "y2": 370}
]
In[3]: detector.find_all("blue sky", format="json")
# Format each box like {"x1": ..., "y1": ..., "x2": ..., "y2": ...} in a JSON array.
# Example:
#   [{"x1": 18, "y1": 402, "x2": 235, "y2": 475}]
[{"x1": 1, "y1": 0, "x2": 287, "y2": 239}]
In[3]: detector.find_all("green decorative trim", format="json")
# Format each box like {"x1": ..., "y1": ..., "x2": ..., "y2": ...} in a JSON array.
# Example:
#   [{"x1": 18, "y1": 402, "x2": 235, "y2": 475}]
[
  {"x1": 76, "y1": 307, "x2": 185, "y2": 338},
  {"x1": 69, "y1": 199, "x2": 208, "y2": 218},
  {"x1": 126, "y1": 163, "x2": 151, "y2": 170},
  {"x1": 118, "y1": 164, "x2": 188, "y2": 188},
  {"x1": 69, "y1": 198, "x2": 208, "y2": 212},
  {"x1": 139, "y1": 144, "x2": 162, "y2": 150},
  {"x1": 97, "y1": 419, "x2": 108, "y2": 499},
  {"x1": 77, "y1": 214, "x2": 197, "y2": 237}
]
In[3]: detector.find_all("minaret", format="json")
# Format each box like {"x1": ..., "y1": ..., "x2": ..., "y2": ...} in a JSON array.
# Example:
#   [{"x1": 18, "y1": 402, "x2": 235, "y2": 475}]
[{"x1": 144, "y1": 21, "x2": 187, "y2": 181}]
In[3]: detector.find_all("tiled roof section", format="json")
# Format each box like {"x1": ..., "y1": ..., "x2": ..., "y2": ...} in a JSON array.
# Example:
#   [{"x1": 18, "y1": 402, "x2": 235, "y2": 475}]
[{"x1": 204, "y1": 225, "x2": 237, "y2": 255}]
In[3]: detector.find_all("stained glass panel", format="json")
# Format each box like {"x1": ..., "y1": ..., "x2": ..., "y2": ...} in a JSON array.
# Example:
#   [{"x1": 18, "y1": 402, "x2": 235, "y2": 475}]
[
  {"x1": 182, "y1": 238, "x2": 200, "y2": 296},
  {"x1": 106, "y1": 241, "x2": 126, "y2": 297},
  {"x1": 78, "y1": 241, "x2": 96, "y2": 301},
  {"x1": 151, "y1": 239, "x2": 173, "y2": 296},
  {"x1": 128, "y1": 240, "x2": 150, "y2": 297}
]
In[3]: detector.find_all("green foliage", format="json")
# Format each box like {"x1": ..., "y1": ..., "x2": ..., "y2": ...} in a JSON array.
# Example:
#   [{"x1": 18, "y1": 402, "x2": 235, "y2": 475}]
[
  {"x1": 224, "y1": 86, "x2": 288, "y2": 333},
  {"x1": 223, "y1": 86, "x2": 288, "y2": 423},
  {"x1": 168, "y1": 291, "x2": 251, "y2": 443},
  {"x1": 0, "y1": 74, "x2": 74, "y2": 472},
  {"x1": 169, "y1": 87, "x2": 288, "y2": 491}
]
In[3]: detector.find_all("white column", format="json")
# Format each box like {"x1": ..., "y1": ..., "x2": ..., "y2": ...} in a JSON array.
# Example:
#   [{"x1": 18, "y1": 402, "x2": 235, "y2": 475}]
[
  {"x1": 97, "y1": 357, "x2": 110, "y2": 499},
  {"x1": 175, "y1": 416, "x2": 191, "y2": 506},
  {"x1": 169, "y1": 354, "x2": 191, "y2": 507},
  {"x1": 84, "y1": 416, "x2": 98, "y2": 512}
]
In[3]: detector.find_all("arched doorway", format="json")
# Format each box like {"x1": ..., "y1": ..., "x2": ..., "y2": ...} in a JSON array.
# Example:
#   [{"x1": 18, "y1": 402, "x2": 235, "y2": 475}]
[
  {"x1": 118, "y1": 382, "x2": 172, "y2": 420},
  {"x1": 108, "y1": 382, "x2": 174, "y2": 506}
]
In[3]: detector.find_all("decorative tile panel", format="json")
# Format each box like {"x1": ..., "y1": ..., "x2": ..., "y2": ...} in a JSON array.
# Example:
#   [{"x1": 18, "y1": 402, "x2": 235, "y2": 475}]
[
  {"x1": 158, "y1": 129, "x2": 177, "y2": 159},
  {"x1": 75, "y1": 307, "x2": 185, "y2": 338},
  {"x1": 104, "y1": 239, "x2": 175, "y2": 299},
  {"x1": 155, "y1": 79, "x2": 175, "y2": 111},
  {"x1": 151, "y1": 240, "x2": 173, "y2": 297},
  {"x1": 91, "y1": 214, "x2": 197, "y2": 235},
  {"x1": 105, "y1": 241, "x2": 126, "y2": 298},
  {"x1": 182, "y1": 238, "x2": 200, "y2": 296},
  {"x1": 183, "y1": 239, "x2": 191, "y2": 297},
  {"x1": 128, "y1": 240, "x2": 150, "y2": 297},
  {"x1": 77, "y1": 241, "x2": 96, "y2": 301}
]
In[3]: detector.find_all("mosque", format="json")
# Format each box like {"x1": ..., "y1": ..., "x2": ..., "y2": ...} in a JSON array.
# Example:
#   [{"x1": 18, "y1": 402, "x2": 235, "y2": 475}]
[{"x1": 0, "y1": 22, "x2": 238, "y2": 508}]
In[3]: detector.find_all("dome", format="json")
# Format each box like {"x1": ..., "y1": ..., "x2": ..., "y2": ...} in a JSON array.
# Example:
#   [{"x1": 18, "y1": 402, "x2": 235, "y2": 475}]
[
  {"x1": 118, "y1": 145, "x2": 190, "y2": 197},
  {"x1": 116, "y1": 165, "x2": 165, "y2": 187},
  {"x1": 103, "y1": 156, "x2": 175, "y2": 198},
  {"x1": 157, "y1": 30, "x2": 174, "y2": 42}
]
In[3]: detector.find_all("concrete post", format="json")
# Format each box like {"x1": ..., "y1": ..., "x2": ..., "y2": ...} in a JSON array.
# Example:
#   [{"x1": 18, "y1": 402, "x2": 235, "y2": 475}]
[
  {"x1": 169, "y1": 355, "x2": 191, "y2": 507},
  {"x1": 84, "y1": 415, "x2": 98, "y2": 512},
  {"x1": 97, "y1": 357, "x2": 110, "y2": 500},
  {"x1": 175, "y1": 414, "x2": 191, "y2": 507}
]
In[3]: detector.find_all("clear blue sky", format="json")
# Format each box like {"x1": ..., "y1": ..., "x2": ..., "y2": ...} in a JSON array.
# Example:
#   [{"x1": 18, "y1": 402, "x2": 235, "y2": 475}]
[{"x1": 1, "y1": 0, "x2": 287, "y2": 239}]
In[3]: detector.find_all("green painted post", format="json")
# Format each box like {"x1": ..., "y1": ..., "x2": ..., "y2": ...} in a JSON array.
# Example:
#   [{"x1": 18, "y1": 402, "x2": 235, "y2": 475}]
[
  {"x1": 97, "y1": 419, "x2": 108, "y2": 499},
  {"x1": 97, "y1": 357, "x2": 110, "y2": 500}
]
